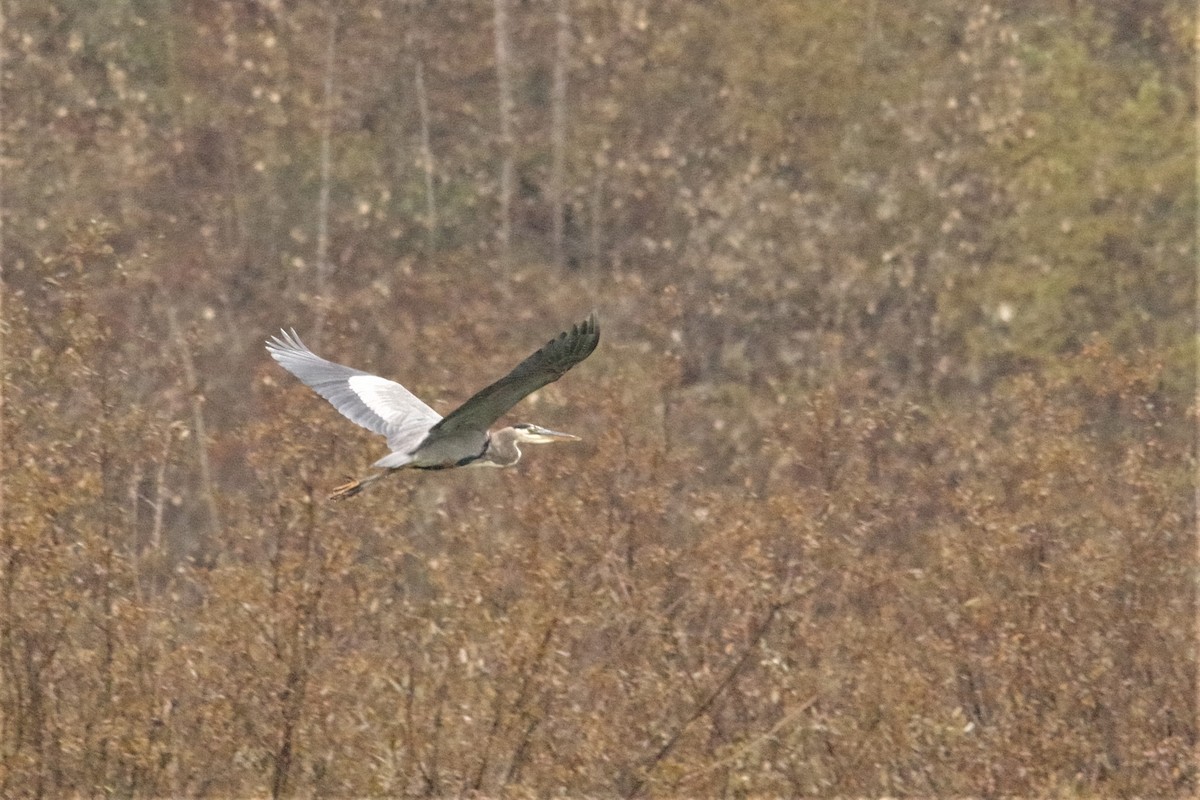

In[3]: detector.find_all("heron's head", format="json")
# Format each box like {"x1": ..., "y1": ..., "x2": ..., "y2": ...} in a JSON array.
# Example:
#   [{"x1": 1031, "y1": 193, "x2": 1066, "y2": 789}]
[{"x1": 509, "y1": 422, "x2": 580, "y2": 444}]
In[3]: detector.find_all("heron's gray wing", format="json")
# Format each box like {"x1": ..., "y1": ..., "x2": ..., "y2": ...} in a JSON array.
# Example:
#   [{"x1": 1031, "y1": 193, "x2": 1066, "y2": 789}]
[
  {"x1": 422, "y1": 313, "x2": 599, "y2": 443},
  {"x1": 265, "y1": 329, "x2": 442, "y2": 453}
]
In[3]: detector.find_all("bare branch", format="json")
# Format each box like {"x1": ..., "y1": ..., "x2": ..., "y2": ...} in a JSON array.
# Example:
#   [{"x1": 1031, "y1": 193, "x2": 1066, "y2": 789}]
[
  {"x1": 312, "y1": 9, "x2": 339, "y2": 348},
  {"x1": 550, "y1": 0, "x2": 571, "y2": 270},
  {"x1": 623, "y1": 602, "x2": 785, "y2": 799},
  {"x1": 150, "y1": 427, "x2": 171, "y2": 553},
  {"x1": 166, "y1": 307, "x2": 221, "y2": 546},
  {"x1": 413, "y1": 48, "x2": 439, "y2": 253},
  {"x1": 0, "y1": 0, "x2": 8, "y2": 548},
  {"x1": 492, "y1": 0, "x2": 515, "y2": 262}
]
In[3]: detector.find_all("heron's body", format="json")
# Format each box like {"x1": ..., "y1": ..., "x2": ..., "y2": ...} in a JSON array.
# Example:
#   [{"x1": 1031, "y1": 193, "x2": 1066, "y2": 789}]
[
  {"x1": 411, "y1": 427, "x2": 522, "y2": 470},
  {"x1": 266, "y1": 314, "x2": 599, "y2": 498}
]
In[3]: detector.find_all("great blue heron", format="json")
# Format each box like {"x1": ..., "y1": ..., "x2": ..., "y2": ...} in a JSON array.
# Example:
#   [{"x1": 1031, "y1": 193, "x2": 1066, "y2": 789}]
[{"x1": 266, "y1": 313, "x2": 599, "y2": 499}]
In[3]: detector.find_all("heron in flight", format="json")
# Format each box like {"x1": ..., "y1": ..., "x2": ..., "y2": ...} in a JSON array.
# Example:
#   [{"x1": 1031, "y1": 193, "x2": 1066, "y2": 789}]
[{"x1": 266, "y1": 313, "x2": 599, "y2": 499}]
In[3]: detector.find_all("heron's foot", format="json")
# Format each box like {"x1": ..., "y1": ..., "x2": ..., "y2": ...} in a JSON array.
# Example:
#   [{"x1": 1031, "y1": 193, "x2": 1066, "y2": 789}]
[{"x1": 329, "y1": 477, "x2": 363, "y2": 501}]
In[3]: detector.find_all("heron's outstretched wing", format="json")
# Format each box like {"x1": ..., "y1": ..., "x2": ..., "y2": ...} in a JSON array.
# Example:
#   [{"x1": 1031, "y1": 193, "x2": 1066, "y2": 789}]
[
  {"x1": 265, "y1": 329, "x2": 442, "y2": 454},
  {"x1": 421, "y1": 313, "x2": 599, "y2": 445}
]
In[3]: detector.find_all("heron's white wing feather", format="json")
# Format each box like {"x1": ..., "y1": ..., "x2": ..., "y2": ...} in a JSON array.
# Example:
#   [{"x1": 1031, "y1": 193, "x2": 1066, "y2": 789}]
[
  {"x1": 266, "y1": 329, "x2": 441, "y2": 454},
  {"x1": 347, "y1": 375, "x2": 441, "y2": 453}
]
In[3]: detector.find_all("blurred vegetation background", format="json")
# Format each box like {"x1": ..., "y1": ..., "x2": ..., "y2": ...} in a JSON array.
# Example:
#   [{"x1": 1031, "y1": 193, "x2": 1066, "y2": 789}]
[{"x1": 0, "y1": 1, "x2": 1194, "y2": 796}]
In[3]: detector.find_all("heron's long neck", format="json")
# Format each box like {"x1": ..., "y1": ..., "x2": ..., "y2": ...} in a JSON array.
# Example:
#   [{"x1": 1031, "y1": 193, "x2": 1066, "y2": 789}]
[{"x1": 483, "y1": 429, "x2": 523, "y2": 467}]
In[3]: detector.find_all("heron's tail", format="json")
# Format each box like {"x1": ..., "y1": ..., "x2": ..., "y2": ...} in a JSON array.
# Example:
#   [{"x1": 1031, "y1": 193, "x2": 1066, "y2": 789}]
[{"x1": 328, "y1": 470, "x2": 390, "y2": 501}]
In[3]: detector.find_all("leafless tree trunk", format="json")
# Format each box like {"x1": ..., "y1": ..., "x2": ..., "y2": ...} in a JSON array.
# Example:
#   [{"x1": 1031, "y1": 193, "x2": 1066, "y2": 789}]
[
  {"x1": 167, "y1": 307, "x2": 221, "y2": 547},
  {"x1": 313, "y1": 10, "x2": 338, "y2": 348},
  {"x1": 150, "y1": 427, "x2": 171, "y2": 553},
  {"x1": 0, "y1": 18, "x2": 14, "y2": 787},
  {"x1": 550, "y1": 0, "x2": 571, "y2": 270},
  {"x1": 414, "y1": 54, "x2": 439, "y2": 253},
  {"x1": 0, "y1": 0, "x2": 7, "y2": 543},
  {"x1": 862, "y1": 0, "x2": 879, "y2": 55},
  {"x1": 127, "y1": 462, "x2": 143, "y2": 570},
  {"x1": 590, "y1": 165, "x2": 604, "y2": 269},
  {"x1": 1192, "y1": 11, "x2": 1200, "y2": 725},
  {"x1": 492, "y1": 0, "x2": 515, "y2": 262}
]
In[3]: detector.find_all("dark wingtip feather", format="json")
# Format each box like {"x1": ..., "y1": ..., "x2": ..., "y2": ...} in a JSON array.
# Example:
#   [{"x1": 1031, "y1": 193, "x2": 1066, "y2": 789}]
[{"x1": 571, "y1": 312, "x2": 600, "y2": 360}]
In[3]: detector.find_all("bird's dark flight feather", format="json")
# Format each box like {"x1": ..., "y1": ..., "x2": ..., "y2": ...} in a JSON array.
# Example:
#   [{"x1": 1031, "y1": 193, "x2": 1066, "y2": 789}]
[{"x1": 420, "y1": 313, "x2": 599, "y2": 445}]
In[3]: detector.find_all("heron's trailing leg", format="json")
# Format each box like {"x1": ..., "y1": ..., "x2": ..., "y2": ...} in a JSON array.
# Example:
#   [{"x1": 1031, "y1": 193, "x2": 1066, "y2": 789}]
[{"x1": 329, "y1": 469, "x2": 394, "y2": 501}]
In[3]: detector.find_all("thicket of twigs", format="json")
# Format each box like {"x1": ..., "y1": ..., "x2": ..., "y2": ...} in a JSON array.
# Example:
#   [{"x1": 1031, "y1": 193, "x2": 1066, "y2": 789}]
[{"x1": 1, "y1": 2, "x2": 1193, "y2": 796}]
